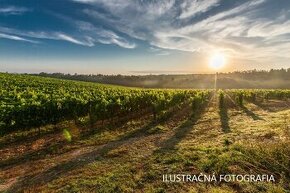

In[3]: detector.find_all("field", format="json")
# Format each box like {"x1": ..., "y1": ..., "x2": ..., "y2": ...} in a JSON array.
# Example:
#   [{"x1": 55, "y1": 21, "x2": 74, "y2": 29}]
[{"x1": 0, "y1": 73, "x2": 289, "y2": 193}]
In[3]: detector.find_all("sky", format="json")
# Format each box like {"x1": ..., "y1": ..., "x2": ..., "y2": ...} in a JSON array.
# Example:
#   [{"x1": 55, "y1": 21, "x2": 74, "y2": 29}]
[{"x1": 1, "y1": 0, "x2": 290, "y2": 74}]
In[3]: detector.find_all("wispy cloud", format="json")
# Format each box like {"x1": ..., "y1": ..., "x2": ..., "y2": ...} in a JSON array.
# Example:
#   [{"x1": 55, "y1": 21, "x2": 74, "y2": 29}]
[
  {"x1": 0, "y1": 33, "x2": 38, "y2": 43},
  {"x1": 76, "y1": 0, "x2": 290, "y2": 64},
  {"x1": 179, "y1": 0, "x2": 220, "y2": 19},
  {"x1": 75, "y1": 20, "x2": 136, "y2": 48},
  {"x1": 2, "y1": 0, "x2": 290, "y2": 66},
  {"x1": 149, "y1": 47, "x2": 170, "y2": 56},
  {"x1": 53, "y1": 33, "x2": 95, "y2": 47},
  {"x1": 0, "y1": 6, "x2": 30, "y2": 15},
  {"x1": 0, "y1": 27, "x2": 94, "y2": 46},
  {"x1": 0, "y1": 25, "x2": 135, "y2": 48}
]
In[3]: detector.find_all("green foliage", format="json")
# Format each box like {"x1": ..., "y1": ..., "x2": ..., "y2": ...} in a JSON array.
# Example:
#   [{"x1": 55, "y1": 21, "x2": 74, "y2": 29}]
[
  {"x1": 219, "y1": 91, "x2": 224, "y2": 108},
  {"x1": 1, "y1": 72, "x2": 289, "y2": 134},
  {"x1": 63, "y1": 129, "x2": 72, "y2": 142},
  {"x1": 236, "y1": 93, "x2": 243, "y2": 106},
  {"x1": 229, "y1": 89, "x2": 290, "y2": 103},
  {"x1": 0, "y1": 73, "x2": 211, "y2": 132}
]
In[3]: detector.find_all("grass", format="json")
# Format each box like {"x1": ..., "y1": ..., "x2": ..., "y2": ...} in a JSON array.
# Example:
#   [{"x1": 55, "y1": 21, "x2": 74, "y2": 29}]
[{"x1": 1, "y1": 99, "x2": 290, "y2": 192}]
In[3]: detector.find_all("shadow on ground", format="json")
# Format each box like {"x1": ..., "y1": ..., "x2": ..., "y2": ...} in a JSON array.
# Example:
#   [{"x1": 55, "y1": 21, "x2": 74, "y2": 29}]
[
  {"x1": 219, "y1": 103, "x2": 230, "y2": 133},
  {"x1": 157, "y1": 99, "x2": 211, "y2": 151},
  {"x1": 241, "y1": 105, "x2": 264, "y2": 120},
  {"x1": 252, "y1": 100, "x2": 275, "y2": 112},
  {"x1": 6, "y1": 105, "x2": 188, "y2": 192}
]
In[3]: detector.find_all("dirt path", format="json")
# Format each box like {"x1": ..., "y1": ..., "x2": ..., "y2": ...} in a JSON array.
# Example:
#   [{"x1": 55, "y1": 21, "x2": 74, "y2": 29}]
[
  {"x1": 1, "y1": 98, "x2": 289, "y2": 192},
  {"x1": 1, "y1": 103, "x2": 194, "y2": 192}
]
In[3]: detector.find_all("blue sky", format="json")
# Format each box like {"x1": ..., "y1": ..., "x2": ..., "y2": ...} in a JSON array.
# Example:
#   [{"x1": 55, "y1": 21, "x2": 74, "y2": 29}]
[{"x1": 1, "y1": 0, "x2": 290, "y2": 74}]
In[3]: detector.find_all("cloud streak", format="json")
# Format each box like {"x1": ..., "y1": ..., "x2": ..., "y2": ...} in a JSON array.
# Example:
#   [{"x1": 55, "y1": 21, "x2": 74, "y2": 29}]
[
  {"x1": 179, "y1": 0, "x2": 220, "y2": 19},
  {"x1": 74, "y1": 0, "x2": 290, "y2": 64},
  {"x1": 0, "y1": 5, "x2": 135, "y2": 48},
  {"x1": 75, "y1": 20, "x2": 136, "y2": 48},
  {"x1": 1, "y1": 0, "x2": 290, "y2": 66},
  {"x1": 0, "y1": 33, "x2": 38, "y2": 43},
  {"x1": 0, "y1": 25, "x2": 135, "y2": 48},
  {"x1": 0, "y1": 6, "x2": 30, "y2": 15}
]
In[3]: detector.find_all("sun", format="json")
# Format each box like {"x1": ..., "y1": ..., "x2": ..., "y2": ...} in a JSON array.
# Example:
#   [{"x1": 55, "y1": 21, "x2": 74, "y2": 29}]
[{"x1": 209, "y1": 52, "x2": 226, "y2": 70}]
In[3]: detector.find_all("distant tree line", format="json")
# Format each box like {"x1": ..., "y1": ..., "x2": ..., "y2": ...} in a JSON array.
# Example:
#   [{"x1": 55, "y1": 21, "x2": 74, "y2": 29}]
[
  {"x1": 219, "y1": 68, "x2": 290, "y2": 80},
  {"x1": 30, "y1": 68, "x2": 290, "y2": 89}
]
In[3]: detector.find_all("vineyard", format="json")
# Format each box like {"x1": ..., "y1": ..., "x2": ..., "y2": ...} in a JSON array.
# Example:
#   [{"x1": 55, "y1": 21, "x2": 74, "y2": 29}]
[
  {"x1": 0, "y1": 73, "x2": 211, "y2": 133},
  {"x1": 0, "y1": 73, "x2": 290, "y2": 192}
]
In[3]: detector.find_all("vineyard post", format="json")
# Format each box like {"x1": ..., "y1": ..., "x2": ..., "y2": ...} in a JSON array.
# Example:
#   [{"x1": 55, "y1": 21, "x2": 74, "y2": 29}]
[
  {"x1": 215, "y1": 72, "x2": 218, "y2": 91},
  {"x1": 89, "y1": 100, "x2": 94, "y2": 127}
]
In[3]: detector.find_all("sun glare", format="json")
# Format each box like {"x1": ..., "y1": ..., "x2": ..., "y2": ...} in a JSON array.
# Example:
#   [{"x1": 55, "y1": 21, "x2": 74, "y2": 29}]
[{"x1": 209, "y1": 52, "x2": 226, "y2": 70}]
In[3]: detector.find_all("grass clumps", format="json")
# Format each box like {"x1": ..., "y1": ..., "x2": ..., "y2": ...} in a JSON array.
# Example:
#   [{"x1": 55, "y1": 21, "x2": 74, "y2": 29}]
[{"x1": 147, "y1": 125, "x2": 168, "y2": 134}]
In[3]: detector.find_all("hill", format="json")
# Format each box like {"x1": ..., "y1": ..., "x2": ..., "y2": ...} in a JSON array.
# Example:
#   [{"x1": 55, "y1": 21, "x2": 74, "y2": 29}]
[{"x1": 32, "y1": 68, "x2": 290, "y2": 89}]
